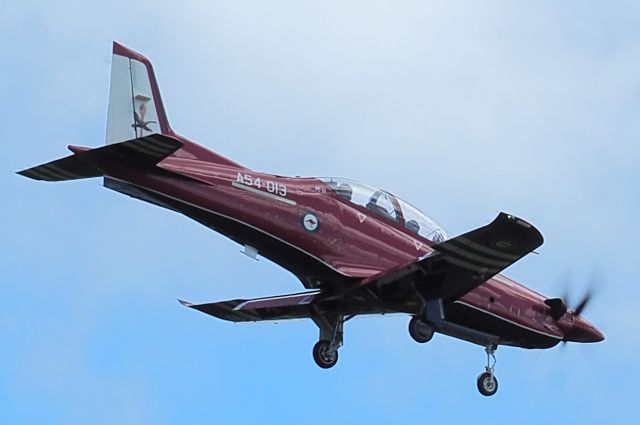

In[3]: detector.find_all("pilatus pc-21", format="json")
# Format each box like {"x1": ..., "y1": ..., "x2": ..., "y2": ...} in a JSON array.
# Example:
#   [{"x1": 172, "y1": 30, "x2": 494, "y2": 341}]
[{"x1": 19, "y1": 43, "x2": 604, "y2": 396}]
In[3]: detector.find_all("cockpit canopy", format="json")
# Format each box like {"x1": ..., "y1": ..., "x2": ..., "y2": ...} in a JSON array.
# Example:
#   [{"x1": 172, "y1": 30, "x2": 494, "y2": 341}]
[{"x1": 320, "y1": 177, "x2": 448, "y2": 243}]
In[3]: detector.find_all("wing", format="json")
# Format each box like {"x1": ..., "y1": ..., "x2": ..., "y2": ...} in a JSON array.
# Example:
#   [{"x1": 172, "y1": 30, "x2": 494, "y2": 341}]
[
  {"x1": 183, "y1": 213, "x2": 542, "y2": 323},
  {"x1": 353, "y1": 212, "x2": 543, "y2": 301},
  {"x1": 180, "y1": 291, "x2": 324, "y2": 322}
]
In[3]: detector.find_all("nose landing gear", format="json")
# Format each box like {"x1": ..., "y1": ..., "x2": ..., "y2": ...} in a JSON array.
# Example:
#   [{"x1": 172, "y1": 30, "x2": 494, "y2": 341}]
[{"x1": 476, "y1": 345, "x2": 499, "y2": 396}]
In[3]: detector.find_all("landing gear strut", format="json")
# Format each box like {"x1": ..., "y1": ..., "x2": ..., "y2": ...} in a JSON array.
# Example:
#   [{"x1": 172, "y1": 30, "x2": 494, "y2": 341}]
[
  {"x1": 476, "y1": 345, "x2": 499, "y2": 396},
  {"x1": 312, "y1": 315, "x2": 347, "y2": 369}
]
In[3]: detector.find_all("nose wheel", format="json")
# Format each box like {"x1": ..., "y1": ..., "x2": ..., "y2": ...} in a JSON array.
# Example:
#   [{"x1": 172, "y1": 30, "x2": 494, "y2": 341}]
[{"x1": 477, "y1": 345, "x2": 499, "y2": 396}]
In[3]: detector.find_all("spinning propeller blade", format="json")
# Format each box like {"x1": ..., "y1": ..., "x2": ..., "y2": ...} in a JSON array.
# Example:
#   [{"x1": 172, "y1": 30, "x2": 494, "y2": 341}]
[
  {"x1": 573, "y1": 289, "x2": 593, "y2": 316},
  {"x1": 550, "y1": 269, "x2": 604, "y2": 345},
  {"x1": 548, "y1": 269, "x2": 601, "y2": 320}
]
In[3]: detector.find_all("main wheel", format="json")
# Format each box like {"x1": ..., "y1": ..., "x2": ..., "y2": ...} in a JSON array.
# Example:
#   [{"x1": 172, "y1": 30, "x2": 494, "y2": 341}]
[
  {"x1": 312, "y1": 340, "x2": 338, "y2": 369},
  {"x1": 408, "y1": 316, "x2": 434, "y2": 343},
  {"x1": 477, "y1": 372, "x2": 499, "y2": 396}
]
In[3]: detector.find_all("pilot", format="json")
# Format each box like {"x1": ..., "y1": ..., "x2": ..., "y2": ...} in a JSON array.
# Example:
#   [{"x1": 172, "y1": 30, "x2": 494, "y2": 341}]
[
  {"x1": 405, "y1": 219, "x2": 420, "y2": 234},
  {"x1": 335, "y1": 183, "x2": 353, "y2": 201},
  {"x1": 366, "y1": 190, "x2": 392, "y2": 219},
  {"x1": 431, "y1": 231, "x2": 445, "y2": 243}
]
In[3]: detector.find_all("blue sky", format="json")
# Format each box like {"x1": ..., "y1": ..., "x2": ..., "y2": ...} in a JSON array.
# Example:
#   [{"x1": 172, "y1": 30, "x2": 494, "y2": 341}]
[{"x1": 1, "y1": 1, "x2": 639, "y2": 424}]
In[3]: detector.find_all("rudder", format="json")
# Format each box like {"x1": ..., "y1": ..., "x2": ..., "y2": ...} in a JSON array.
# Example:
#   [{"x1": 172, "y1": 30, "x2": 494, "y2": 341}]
[
  {"x1": 106, "y1": 42, "x2": 244, "y2": 168},
  {"x1": 106, "y1": 42, "x2": 171, "y2": 145}
]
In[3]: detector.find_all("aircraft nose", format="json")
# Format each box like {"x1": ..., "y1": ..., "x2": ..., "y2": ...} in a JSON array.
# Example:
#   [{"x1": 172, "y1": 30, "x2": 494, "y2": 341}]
[
  {"x1": 591, "y1": 328, "x2": 605, "y2": 342},
  {"x1": 566, "y1": 316, "x2": 605, "y2": 343}
]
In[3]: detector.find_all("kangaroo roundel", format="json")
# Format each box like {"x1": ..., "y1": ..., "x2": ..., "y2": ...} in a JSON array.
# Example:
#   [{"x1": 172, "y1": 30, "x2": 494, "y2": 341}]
[{"x1": 302, "y1": 212, "x2": 319, "y2": 232}]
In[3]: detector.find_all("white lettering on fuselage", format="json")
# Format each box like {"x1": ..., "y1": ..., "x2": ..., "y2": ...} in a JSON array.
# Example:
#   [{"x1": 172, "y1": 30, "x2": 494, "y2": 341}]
[{"x1": 236, "y1": 173, "x2": 287, "y2": 197}]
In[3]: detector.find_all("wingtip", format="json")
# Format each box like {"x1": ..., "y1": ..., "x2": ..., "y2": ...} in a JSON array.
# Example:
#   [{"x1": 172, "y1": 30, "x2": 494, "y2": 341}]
[
  {"x1": 68, "y1": 145, "x2": 91, "y2": 154},
  {"x1": 178, "y1": 299, "x2": 194, "y2": 307},
  {"x1": 16, "y1": 168, "x2": 41, "y2": 180},
  {"x1": 499, "y1": 212, "x2": 544, "y2": 247}
]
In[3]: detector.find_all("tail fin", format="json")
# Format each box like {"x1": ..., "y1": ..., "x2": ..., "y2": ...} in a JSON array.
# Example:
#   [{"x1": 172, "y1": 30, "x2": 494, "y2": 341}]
[
  {"x1": 107, "y1": 42, "x2": 244, "y2": 168},
  {"x1": 106, "y1": 43, "x2": 171, "y2": 144},
  {"x1": 19, "y1": 43, "x2": 243, "y2": 183}
]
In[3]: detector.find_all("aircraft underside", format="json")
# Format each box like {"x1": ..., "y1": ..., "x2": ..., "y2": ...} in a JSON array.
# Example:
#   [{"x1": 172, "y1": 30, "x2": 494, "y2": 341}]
[
  {"x1": 68, "y1": 161, "x2": 563, "y2": 399},
  {"x1": 106, "y1": 177, "x2": 561, "y2": 351}
]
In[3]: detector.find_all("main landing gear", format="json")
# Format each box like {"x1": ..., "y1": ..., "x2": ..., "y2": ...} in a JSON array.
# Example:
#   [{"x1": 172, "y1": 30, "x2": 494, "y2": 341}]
[
  {"x1": 311, "y1": 315, "x2": 347, "y2": 369},
  {"x1": 477, "y1": 345, "x2": 499, "y2": 396},
  {"x1": 408, "y1": 316, "x2": 435, "y2": 343},
  {"x1": 312, "y1": 340, "x2": 339, "y2": 369}
]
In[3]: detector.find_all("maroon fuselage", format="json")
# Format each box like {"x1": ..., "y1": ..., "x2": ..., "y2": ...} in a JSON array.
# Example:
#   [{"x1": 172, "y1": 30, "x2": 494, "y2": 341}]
[{"x1": 81, "y1": 147, "x2": 602, "y2": 349}]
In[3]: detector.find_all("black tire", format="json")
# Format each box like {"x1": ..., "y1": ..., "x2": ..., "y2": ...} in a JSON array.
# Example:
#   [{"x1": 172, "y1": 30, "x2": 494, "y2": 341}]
[
  {"x1": 477, "y1": 372, "x2": 499, "y2": 396},
  {"x1": 312, "y1": 340, "x2": 338, "y2": 369},
  {"x1": 409, "y1": 316, "x2": 434, "y2": 343}
]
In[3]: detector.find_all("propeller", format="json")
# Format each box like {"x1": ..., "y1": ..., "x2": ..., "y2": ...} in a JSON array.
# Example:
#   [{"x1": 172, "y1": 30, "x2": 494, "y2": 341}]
[
  {"x1": 545, "y1": 269, "x2": 604, "y2": 347},
  {"x1": 571, "y1": 268, "x2": 602, "y2": 317},
  {"x1": 546, "y1": 269, "x2": 601, "y2": 321},
  {"x1": 573, "y1": 288, "x2": 594, "y2": 316}
]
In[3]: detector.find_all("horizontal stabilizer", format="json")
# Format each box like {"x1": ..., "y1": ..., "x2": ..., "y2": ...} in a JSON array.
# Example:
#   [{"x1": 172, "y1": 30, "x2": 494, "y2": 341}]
[
  {"x1": 17, "y1": 154, "x2": 102, "y2": 181},
  {"x1": 18, "y1": 134, "x2": 183, "y2": 182},
  {"x1": 179, "y1": 291, "x2": 322, "y2": 322},
  {"x1": 83, "y1": 133, "x2": 183, "y2": 166}
]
